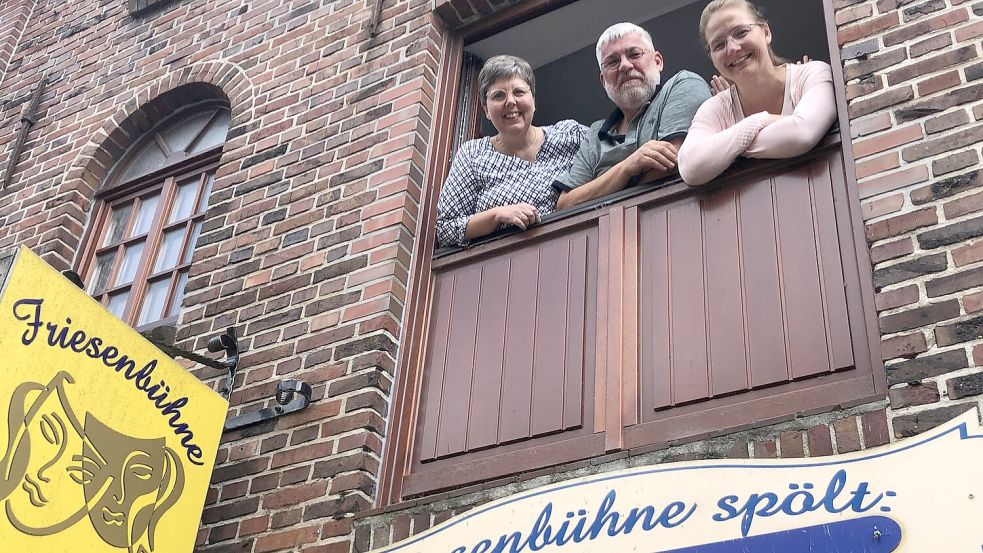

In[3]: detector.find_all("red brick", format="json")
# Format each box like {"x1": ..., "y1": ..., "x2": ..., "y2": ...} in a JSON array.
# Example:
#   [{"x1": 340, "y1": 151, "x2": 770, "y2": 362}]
[
  {"x1": 965, "y1": 291, "x2": 983, "y2": 313},
  {"x1": 955, "y1": 19, "x2": 983, "y2": 41},
  {"x1": 917, "y1": 70, "x2": 962, "y2": 97},
  {"x1": 832, "y1": 418, "x2": 862, "y2": 453},
  {"x1": 954, "y1": 240, "x2": 983, "y2": 267},
  {"x1": 852, "y1": 124, "x2": 923, "y2": 159},
  {"x1": 779, "y1": 431, "x2": 805, "y2": 458},
  {"x1": 864, "y1": 207, "x2": 938, "y2": 242},
  {"x1": 861, "y1": 410, "x2": 891, "y2": 447},
  {"x1": 880, "y1": 331, "x2": 928, "y2": 360},
  {"x1": 870, "y1": 237, "x2": 914, "y2": 264},
  {"x1": 856, "y1": 152, "x2": 900, "y2": 179},
  {"x1": 863, "y1": 193, "x2": 904, "y2": 220},
  {"x1": 753, "y1": 439, "x2": 778, "y2": 458},
  {"x1": 839, "y1": 12, "x2": 901, "y2": 45},
  {"x1": 944, "y1": 190, "x2": 983, "y2": 220},
  {"x1": 889, "y1": 382, "x2": 940, "y2": 408},
  {"x1": 850, "y1": 112, "x2": 894, "y2": 138},
  {"x1": 859, "y1": 165, "x2": 930, "y2": 198},
  {"x1": 807, "y1": 425, "x2": 834, "y2": 456},
  {"x1": 875, "y1": 285, "x2": 920, "y2": 311}
]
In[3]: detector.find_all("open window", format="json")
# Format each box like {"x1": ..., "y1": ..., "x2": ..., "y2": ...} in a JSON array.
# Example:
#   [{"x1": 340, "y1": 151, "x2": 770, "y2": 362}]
[{"x1": 381, "y1": 0, "x2": 882, "y2": 505}]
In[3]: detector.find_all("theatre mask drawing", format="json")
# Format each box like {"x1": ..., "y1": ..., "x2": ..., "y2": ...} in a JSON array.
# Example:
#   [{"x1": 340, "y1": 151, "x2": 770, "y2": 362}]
[{"x1": 0, "y1": 247, "x2": 226, "y2": 553}]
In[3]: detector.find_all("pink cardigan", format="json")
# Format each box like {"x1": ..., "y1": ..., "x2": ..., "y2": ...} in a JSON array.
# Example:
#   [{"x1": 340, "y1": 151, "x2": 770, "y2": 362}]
[{"x1": 678, "y1": 61, "x2": 837, "y2": 186}]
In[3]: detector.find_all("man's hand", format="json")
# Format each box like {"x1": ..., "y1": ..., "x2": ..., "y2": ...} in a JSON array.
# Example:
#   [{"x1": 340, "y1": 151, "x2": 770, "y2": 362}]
[
  {"x1": 624, "y1": 140, "x2": 678, "y2": 176},
  {"x1": 493, "y1": 203, "x2": 540, "y2": 230}
]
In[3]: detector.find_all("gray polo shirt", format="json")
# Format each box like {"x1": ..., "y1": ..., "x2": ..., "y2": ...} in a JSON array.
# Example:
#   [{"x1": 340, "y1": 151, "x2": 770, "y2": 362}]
[{"x1": 554, "y1": 70, "x2": 711, "y2": 191}]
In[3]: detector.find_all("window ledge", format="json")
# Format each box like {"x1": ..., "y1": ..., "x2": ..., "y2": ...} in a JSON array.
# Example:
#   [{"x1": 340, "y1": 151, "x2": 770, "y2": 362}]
[{"x1": 433, "y1": 131, "x2": 842, "y2": 264}]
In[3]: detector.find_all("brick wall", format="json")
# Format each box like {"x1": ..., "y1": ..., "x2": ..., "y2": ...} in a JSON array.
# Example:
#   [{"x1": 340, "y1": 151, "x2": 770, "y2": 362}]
[
  {"x1": 0, "y1": 0, "x2": 34, "y2": 87},
  {"x1": 0, "y1": 0, "x2": 438, "y2": 552},
  {"x1": 838, "y1": 0, "x2": 983, "y2": 436}
]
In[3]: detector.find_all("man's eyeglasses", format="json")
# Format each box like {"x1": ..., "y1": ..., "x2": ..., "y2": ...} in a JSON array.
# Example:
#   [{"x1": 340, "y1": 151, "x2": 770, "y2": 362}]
[
  {"x1": 486, "y1": 87, "x2": 531, "y2": 104},
  {"x1": 707, "y1": 23, "x2": 764, "y2": 54},
  {"x1": 600, "y1": 48, "x2": 650, "y2": 72}
]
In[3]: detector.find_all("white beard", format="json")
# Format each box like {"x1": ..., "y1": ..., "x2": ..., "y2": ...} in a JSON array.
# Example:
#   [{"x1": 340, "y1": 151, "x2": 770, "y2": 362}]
[{"x1": 605, "y1": 70, "x2": 662, "y2": 112}]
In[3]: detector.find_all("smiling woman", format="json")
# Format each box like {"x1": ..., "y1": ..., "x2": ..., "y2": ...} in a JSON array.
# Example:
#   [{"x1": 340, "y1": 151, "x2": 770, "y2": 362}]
[
  {"x1": 677, "y1": 0, "x2": 836, "y2": 186},
  {"x1": 434, "y1": 55, "x2": 587, "y2": 247}
]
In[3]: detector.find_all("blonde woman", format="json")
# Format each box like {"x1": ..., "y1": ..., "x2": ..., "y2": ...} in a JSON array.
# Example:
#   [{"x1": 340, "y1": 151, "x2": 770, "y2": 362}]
[{"x1": 678, "y1": 0, "x2": 836, "y2": 186}]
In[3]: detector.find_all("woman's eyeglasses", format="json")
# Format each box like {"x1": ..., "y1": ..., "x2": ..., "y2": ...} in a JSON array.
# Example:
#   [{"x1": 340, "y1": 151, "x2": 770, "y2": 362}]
[
  {"x1": 486, "y1": 87, "x2": 531, "y2": 104},
  {"x1": 707, "y1": 23, "x2": 764, "y2": 54}
]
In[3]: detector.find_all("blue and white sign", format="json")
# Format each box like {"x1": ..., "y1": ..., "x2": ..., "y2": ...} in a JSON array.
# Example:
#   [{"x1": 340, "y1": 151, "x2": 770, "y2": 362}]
[{"x1": 373, "y1": 408, "x2": 983, "y2": 552}]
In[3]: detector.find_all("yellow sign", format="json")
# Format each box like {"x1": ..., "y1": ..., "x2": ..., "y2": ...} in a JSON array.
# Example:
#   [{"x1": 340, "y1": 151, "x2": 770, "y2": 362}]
[
  {"x1": 370, "y1": 409, "x2": 983, "y2": 552},
  {"x1": 0, "y1": 247, "x2": 227, "y2": 553}
]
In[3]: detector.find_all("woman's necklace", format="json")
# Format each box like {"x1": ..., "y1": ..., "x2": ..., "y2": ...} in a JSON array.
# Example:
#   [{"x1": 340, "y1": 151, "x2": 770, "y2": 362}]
[{"x1": 493, "y1": 127, "x2": 543, "y2": 163}]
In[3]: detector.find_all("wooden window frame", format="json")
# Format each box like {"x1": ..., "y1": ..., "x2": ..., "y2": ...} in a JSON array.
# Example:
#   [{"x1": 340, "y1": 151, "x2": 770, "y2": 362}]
[
  {"x1": 379, "y1": 0, "x2": 877, "y2": 506},
  {"x1": 76, "y1": 105, "x2": 228, "y2": 331}
]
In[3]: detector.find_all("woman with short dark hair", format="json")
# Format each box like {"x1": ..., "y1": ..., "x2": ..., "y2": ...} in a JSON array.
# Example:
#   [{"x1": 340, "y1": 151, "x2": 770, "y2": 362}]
[{"x1": 435, "y1": 55, "x2": 587, "y2": 247}]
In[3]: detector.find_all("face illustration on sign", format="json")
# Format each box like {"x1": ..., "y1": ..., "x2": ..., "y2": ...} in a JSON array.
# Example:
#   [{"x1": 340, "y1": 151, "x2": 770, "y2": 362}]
[
  {"x1": 0, "y1": 372, "x2": 185, "y2": 553},
  {"x1": 1, "y1": 372, "x2": 88, "y2": 534},
  {"x1": 80, "y1": 413, "x2": 184, "y2": 552}
]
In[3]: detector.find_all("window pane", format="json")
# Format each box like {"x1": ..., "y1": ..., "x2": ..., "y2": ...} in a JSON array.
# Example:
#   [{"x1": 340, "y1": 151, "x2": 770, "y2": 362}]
[
  {"x1": 107, "y1": 291, "x2": 129, "y2": 319},
  {"x1": 119, "y1": 140, "x2": 167, "y2": 182},
  {"x1": 189, "y1": 110, "x2": 230, "y2": 154},
  {"x1": 114, "y1": 241, "x2": 145, "y2": 286},
  {"x1": 154, "y1": 228, "x2": 185, "y2": 273},
  {"x1": 138, "y1": 278, "x2": 170, "y2": 326},
  {"x1": 102, "y1": 203, "x2": 133, "y2": 246},
  {"x1": 183, "y1": 222, "x2": 202, "y2": 263},
  {"x1": 131, "y1": 193, "x2": 160, "y2": 236},
  {"x1": 160, "y1": 111, "x2": 212, "y2": 154},
  {"x1": 197, "y1": 173, "x2": 215, "y2": 214},
  {"x1": 168, "y1": 179, "x2": 200, "y2": 223},
  {"x1": 168, "y1": 271, "x2": 190, "y2": 318},
  {"x1": 89, "y1": 251, "x2": 117, "y2": 294}
]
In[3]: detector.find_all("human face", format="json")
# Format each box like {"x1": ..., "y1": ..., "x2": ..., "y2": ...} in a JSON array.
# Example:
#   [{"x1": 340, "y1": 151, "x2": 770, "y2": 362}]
[
  {"x1": 483, "y1": 77, "x2": 535, "y2": 137},
  {"x1": 4, "y1": 379, "x2": 87, "y2": 533},
  {"x1": 599, "y1": 33, "x2": 663, "y2": 112},
  {"x1": 80, "y1": 415, "x2": 168, "y2": 548},
  {"x1": 704, "y1": 7, "x2": 772, "y2": 83}
]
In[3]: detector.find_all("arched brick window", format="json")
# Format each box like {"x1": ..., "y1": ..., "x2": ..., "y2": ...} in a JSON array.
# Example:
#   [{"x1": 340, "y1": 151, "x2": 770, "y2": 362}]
[{"x1": 79, "y1": 102, "x2": 230, "y2": 328}]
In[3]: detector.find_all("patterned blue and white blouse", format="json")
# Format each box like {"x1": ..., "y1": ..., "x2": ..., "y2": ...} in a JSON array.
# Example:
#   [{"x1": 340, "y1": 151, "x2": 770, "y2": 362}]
[{"x1": 435, "y1": 119, "x2": 588, "y2": 247}]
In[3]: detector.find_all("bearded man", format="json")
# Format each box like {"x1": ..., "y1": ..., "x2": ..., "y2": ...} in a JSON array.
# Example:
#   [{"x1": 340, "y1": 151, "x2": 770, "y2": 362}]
[{"x1": 554, "y1": 23, "x2": 711, "y2": 209}]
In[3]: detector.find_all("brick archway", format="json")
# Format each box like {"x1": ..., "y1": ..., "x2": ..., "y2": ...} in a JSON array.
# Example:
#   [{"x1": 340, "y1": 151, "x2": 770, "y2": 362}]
[{"x1": 44, "y1": 60, "x2": 255, "y2": 270}]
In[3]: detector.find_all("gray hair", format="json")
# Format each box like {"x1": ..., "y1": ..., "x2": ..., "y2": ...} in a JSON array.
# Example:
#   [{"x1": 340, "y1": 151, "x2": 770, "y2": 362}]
[
  {"x1": 595, "y1": 23, "x2": 656, "y2": 68},
  {"x1": 478, "y1": 55, "x2": 536, "y2": 107}
]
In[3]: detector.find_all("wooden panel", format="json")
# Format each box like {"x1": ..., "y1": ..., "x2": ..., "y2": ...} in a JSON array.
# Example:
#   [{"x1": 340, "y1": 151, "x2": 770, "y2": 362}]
[
  {"x1": 811, "y1": 159, "x2": 854, "y2": 371},
  {"x1": 640, "y1": 209, "x2": 670, "y2": 410},
  {"x1": 774, "y1": 167, "x2": 832, "y2": 379},
  {"x1": 563, "y1": 234, "x2": 592, "y2": 429},
  {"x1": 531, "y1": 240, "x2": 572, "y2": 435},
  {"x1": 498, "y1": 248, "x2": 538, "y2": 443},
  {"x1": 467, "y1": 257, "x2": 510, "y2": 450},
  {"x1": 737, "y1": 179, "x2": 789, "y2": 387},
  {"x1": 435, "y1": 264, "x2": 482, "y2": 457},
  {"x1": 637, "y1": 151, "x2": 862, "y2": 424},
  {"x1": 702, "y1": 188, "x2": 750, "y2": 396},
  {"x1": 417, "y1": 225, "x2": 598, "y2": 463},
  {"x1": 667, "y1": 201, "x2": 709, "y2": 404},
  {"x1": 418, "y1": 275, "x2": 455, "y2": 461}
]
